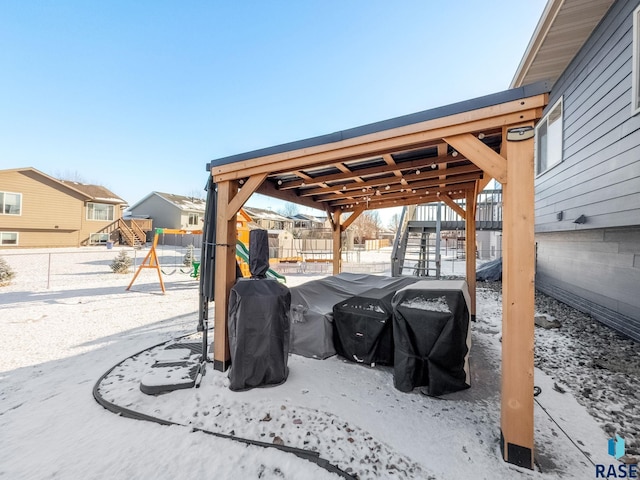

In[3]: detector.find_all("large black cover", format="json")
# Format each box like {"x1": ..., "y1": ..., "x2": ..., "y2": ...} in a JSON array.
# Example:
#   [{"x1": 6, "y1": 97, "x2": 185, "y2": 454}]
[
  {"x1": 227, "y1": 228, "x2": 290, "y2": 391},
  {"x1": 289, "y1": 273, "x2": 419, "y2": 359},
  {"x1": 391, "y1": 280, "x2": 471, "y2": 396},
  {"x1": 332, "y1": 287, "x2": 396, "y2": 365}
]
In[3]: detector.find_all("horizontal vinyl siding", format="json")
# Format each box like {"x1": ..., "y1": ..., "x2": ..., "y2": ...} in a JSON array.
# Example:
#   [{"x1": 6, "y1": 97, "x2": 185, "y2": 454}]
[
  {"x1": 128, "y1": 196, "x2": 180, "y2": 230},
  {"x1": 78, "y1": 203, "x2": 122, "y2": 246},
  {"x1": 6, "y1": 230, "x2": 81, "y2": 248},
  {"x1": 536, "y1": 227, "x2": 640, "y2": 341},
  {"x1": 536, "y1": 0, "x2": 640, "y2": 233},
  {"x1": 0, "y1": 170, "x2": 84, "y2": 231}
]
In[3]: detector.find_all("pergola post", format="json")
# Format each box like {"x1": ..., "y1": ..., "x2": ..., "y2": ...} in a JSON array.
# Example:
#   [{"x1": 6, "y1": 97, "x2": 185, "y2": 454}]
[
  {"x1": 332, "y1": 210, "x2": 342, "y2": 275},
  {"x1": 213, "y1": 180, "x2": 238, "y2": 372},
  {"x1": 464, "y1": 189, "x2": 477, "y2": 320},
  {"x1": 500, "y1": 124, "x2": 535, "y2": 469}
]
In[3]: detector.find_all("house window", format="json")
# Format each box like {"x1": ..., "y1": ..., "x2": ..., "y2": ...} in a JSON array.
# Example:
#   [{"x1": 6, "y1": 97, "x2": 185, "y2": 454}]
[
  {"x1": 633, "y1": 4, "x2": 640, "y2": 115},
  {"x1": 89, "y1": 233, "x2": 109, "y2": 245},
  {"x1": 0, "y1": 191, "x2": 22, "y2": 215},
  {"x1": 188, "y1": 213, "x2": 199, "y2": 226},
  {"x1": 0, "y1": 232, "x2": 18, "y2": 246},
  {"x1": 87, "y1": 203, "x2": 114, "y2": 221},
  {"x1": 535, "y1": 98, "x2": 563, "y2": 175}
]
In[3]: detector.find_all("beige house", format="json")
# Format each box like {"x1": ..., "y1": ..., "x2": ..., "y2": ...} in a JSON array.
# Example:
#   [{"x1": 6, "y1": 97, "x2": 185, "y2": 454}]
[{"x1": 0, "y1": 167, "x2": 128, "y2": 248}]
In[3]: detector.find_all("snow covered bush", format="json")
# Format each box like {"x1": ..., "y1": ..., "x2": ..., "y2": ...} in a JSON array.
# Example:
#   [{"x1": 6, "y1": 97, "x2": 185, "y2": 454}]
[
  {"x1": 0, "y1": 256, "x2": 15, "y2": 286},
  {"x1": 110, "y1": 250, "x2": 132, "y2": 274}
]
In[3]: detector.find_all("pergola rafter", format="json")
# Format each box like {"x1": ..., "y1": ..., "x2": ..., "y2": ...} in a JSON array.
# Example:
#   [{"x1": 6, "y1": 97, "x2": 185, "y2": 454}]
[{"x1": 205, "y1": 83, "x2": 549, "y2": 470}]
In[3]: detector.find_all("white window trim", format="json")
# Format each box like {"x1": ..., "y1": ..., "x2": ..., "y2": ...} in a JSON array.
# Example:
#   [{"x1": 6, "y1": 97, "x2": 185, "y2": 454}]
[
  {"x1": 0, "y1": 232, "x2": 19, "y2": 246},
  {"x1": 86, "y1": 202, "x2": 115, "y2": 222},
  {"x1": 535, "y1": 97, "x2": 564, "y2": 176},
  {"x1": 0, "y1": 191, "x2": 22, "y2": 216},
  {"x1": 187, "y1": 213, "x2": 199, "y2": 225}
]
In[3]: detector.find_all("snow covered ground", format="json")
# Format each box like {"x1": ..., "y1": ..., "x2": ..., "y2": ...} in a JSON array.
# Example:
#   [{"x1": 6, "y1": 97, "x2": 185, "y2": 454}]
[{"x1": 0, "y1": 245, "x2": 636, "y2": 479}]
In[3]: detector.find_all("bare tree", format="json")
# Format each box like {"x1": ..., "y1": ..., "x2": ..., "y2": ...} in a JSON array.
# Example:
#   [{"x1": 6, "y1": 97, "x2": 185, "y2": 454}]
[
  {"x1": 388, "y1": 213, "x2": 401, "y2": 231},
  {"x1": 279, "y1": 202, "x2": 299, "y2": 218},
  {"x1": 50, "y1": 169, "x2": 87, "y2": 183},
  {"x1": 185, "y1": 188, "x2": 206, "y2": 201},
  {"x1": 349, "y1": 211, "x2": 382, "y2": 244}
]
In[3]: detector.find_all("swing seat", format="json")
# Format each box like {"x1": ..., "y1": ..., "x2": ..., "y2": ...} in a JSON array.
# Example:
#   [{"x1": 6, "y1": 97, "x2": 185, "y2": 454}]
[{"x1": 190, "y1": 261, "x2": 201, "y2": 278}]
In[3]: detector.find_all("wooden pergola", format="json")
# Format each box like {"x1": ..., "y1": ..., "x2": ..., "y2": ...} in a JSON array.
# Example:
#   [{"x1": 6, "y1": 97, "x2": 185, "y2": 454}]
[{"x1": 206, "y1": 83, "x2": 549, "y2": 469}]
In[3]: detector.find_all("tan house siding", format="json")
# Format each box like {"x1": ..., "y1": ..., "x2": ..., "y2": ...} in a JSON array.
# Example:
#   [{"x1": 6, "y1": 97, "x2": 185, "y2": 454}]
[
  {"x1": 0, "y1": 168, "x2": 125, "y2": 248},
  {"x1": 77, "y1": 208, "x2": 122, "y2": 246}
]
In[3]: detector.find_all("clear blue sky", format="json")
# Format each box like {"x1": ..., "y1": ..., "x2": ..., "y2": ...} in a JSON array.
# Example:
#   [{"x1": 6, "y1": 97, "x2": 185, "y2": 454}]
[{"x1": 0, "y1": 1, "x2": 546, "y2": 224}]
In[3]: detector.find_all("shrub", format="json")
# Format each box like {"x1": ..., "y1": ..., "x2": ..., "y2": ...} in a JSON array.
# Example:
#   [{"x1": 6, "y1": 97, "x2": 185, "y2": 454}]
[
  {"x1": 110, "y1": 250, "x2": 132, "y2": 274},
  {"x1": 0, "y1": 256, "x2": 15, "y2": 286}
]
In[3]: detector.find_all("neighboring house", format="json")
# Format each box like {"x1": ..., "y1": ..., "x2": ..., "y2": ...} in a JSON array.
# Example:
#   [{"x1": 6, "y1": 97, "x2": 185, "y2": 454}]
[
  {"x1": 512, "y1": 0, "x2": 640, "y2": 340},
  {"x1": 127, "y1": 192, "x2": 206, "y2": 230},
  {"x1": 0, "y1": 167, "x2": 128, "y2": 248},
  {"x1": 243, "y1": 206, "x2": 293, "y2": 231},
  {"x1": 290, "y1": 213, "x2": 330, "y2": 230}
]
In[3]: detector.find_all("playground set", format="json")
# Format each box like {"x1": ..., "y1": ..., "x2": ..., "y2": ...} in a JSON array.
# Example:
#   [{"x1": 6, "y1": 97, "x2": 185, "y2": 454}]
[{"x1": 126, "y1": 209, "x2": 287, "y2": 294}]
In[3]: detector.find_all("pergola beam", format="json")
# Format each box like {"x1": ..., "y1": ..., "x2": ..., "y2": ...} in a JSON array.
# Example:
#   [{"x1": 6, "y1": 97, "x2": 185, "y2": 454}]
[
  {"x1": 326, "y1": 181, "x2": 478, "y2": 207},
  {"x1": 278, "y1": 153, "x2": 463, "y2": 190},
  {"x1": 300, "y1": 163, "x2": 481, "y2": 197},
  {"x1": 340, "y1": 192, "x2": 464, "y2": 212},
  {"x1": 211, "y1": 97, "x2": 545, "y2": 183},
  {"x1": 383, "y1": 153, "x2": 403, "y2": 177},
  {"x1": 255, "y1": 179, "x2": 325, "y2": 211},
  {"x1": 444, "y1": 133, "x2": 508, "y2": 184}
]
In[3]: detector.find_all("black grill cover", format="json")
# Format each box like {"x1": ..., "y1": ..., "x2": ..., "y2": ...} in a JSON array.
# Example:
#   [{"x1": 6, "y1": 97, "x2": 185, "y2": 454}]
[
  {"x1": 391, "y1": 280, "x2": 471, "y2": 396},
  {"x1": 332, "y1": 287, "x2": 396, "y2": 365},
  {"x1": 228, "y1": 278, "x2": 290, "y2": 391},
  {"x1": 227, "y1": 228, "x2": 290, "y2": 391},
  {"x1": 249, "y1": 229, "x2": 269, "y2": 278}
]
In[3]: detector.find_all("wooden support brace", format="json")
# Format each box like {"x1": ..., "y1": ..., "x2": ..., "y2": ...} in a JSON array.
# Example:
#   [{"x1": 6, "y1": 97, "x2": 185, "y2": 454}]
[
  {"x1": 444, "y1": 133, "x2": 508, "y2": 184},
  {"x1": 500, "y1": 123, "x2": 535, "y2": 469},
  {"x1": 324, "y1": 205, "x2": 336, "y2": 231},
  {"x1": 226, "y1": 173, "x2": 267, "y2": 221},
  {"x1": 441, "y1": 194, "x2": 466, "y2": 219},
  {"x1": 341, "y1": 204, "x2": 366, "y2": 231}
]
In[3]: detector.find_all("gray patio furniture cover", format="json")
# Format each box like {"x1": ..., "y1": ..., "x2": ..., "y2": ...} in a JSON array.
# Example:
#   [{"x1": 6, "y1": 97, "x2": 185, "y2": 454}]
[{"x1": 289, "y1": 273, "x2": 419, "y2": 359}]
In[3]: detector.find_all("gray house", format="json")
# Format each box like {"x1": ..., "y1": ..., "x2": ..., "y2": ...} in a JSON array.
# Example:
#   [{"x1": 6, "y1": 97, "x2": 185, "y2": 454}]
[
  {"x1": 127, "y1": 192, "x2": 205, "y2": 231},
  {"x1": 512, "y1": 0, "x2": 640, "y2": 340}
]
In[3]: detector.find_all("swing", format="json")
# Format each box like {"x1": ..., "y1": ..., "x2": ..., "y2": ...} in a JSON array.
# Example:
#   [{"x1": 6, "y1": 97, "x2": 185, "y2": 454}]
[
  {"x1": 159, "y1": 233, "x2": 178, "y2": 275},
  {"x1": 127, "y1": 228, "x2": 204, "y2": 294},
  {"x1": 179, "y1": 244, "x2": 196, "y2": 274}
]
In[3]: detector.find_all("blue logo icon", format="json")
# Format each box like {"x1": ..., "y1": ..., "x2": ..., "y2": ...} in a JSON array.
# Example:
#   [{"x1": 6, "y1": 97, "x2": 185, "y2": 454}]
[{"x1": 608, "y1": 435, "x2": 625, "y2": 460}]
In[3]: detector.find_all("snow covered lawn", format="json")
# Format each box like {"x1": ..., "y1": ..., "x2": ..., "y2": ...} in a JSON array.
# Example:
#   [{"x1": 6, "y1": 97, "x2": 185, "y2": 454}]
[{"x1": 0, "y1": 246, "x2": 636, "y2": 479}]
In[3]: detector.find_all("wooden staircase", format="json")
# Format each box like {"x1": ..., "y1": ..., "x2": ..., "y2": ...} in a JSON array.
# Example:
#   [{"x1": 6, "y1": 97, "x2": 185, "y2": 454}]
[{"x1": 94, "y1": 218, "x2": 151, "y2": 248}]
